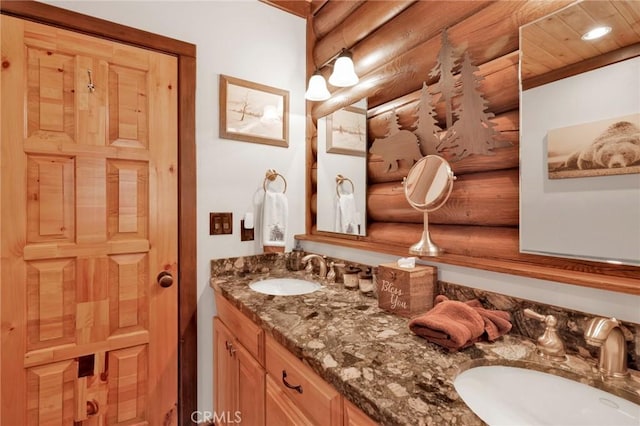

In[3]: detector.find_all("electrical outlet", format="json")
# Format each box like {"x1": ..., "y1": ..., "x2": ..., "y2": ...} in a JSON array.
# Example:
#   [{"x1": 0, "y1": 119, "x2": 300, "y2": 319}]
[
  {"x1": 210, "y1": 212, "x2": 232, "y2": 235},
  {"x1": 240, "y1": 219, "x2": 254, "y2": 241}
]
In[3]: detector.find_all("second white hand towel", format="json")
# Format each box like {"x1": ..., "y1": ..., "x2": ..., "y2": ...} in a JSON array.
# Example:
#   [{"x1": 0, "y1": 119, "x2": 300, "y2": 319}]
[
  {"x1": 262, "y1": 190, "x2": 288, "y2": 246},
  {"x1": 335, "y1": 192, "x2": 358, "y2": 235}
]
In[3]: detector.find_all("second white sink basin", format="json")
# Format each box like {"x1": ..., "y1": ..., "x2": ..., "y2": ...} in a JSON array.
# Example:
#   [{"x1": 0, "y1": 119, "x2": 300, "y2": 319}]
[
  {"x1": 454, "y1": 365, "x2": 640, "y2": 425},
  {"x1": 249, "y1": 278, "x2": 321, "y2": 296}
]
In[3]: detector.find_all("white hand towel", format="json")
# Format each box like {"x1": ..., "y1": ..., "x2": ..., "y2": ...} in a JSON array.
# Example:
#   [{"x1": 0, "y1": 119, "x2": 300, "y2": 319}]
[
  {"x1": 335, "y1": 193, "x2": 359, "y2": 235},
  {"x1": 262, "y1": 190, "x2": 288, "y2": 246}
]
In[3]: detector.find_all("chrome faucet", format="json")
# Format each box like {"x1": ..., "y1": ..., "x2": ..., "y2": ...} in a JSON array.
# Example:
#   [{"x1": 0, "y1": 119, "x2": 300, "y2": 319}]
[
  {"x1": 524, "y1": 309, "x2": 566, "y2": 361},
  {"x1": 584, "y1": 317, "x2": 629, "y2": 378},
  {"x1": 301, "y1": 254, "x2": 327, "y2": 278}
]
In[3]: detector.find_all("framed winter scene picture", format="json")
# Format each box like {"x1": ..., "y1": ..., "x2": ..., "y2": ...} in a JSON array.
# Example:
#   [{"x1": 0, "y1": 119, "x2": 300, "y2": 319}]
[
  {"x1": 326, "y1": 103, "x2": 367, "y2": 156},
  {"x1": 219, "y1": 74, "x2": 289, "y2": 147}
]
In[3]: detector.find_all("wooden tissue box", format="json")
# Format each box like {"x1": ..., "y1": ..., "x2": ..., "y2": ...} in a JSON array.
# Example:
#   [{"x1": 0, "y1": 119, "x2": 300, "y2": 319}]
[{"x1": 376, "y1": 263, "x2": 436, "y2": 318}]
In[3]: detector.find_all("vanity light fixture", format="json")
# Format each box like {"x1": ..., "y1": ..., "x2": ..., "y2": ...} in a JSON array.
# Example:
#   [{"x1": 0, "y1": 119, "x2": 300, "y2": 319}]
[
  {"x1": 329, "y1": 50, "x2": 359, "y2": 87},
  {"x1": 305, "y1": 70, "x2": 331, "y2": 101},
  {"x1": 581, "y1": 26, "x2": 612, "y2": 41}
]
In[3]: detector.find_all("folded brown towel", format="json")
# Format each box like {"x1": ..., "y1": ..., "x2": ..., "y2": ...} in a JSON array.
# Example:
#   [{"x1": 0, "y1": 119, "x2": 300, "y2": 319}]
[{"x1": 408, "y1": 295, "x2": 512, "y2": 352}]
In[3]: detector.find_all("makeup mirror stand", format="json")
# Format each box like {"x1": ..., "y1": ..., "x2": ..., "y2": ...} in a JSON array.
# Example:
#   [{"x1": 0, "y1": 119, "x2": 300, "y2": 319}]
[
  {"x1": 410, "y1": 211, "x2": 443, "y2": 256},
  {"x1": 404, "y1": 155, "x2": 456, "y2": 257}
]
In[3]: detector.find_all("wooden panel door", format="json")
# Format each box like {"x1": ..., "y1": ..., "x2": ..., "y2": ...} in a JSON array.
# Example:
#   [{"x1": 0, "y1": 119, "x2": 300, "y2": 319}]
[{"x1": 1, "y1": 15, "x2": 178, "y2": 425}]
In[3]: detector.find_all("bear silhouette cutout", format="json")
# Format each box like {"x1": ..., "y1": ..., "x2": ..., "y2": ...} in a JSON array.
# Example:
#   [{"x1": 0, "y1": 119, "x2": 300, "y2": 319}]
[{"x1": 370, "y1": 130, "x2": 423, "y2": 172}]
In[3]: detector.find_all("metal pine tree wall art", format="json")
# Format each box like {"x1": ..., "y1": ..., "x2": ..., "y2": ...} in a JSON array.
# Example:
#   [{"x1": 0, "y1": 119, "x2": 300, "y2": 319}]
[
  {"x1": 369, "y1": 28, "x2": 509, "y2": 171},
  {"x1": 438, "y1": 51, "x2": 502, "y2": 161},
  {"x1": 414, "y1": 82, "x2": 442, "y2": 156},
  {"x1": 430, "y1": 30, "x2": 460, "y2": 130}
]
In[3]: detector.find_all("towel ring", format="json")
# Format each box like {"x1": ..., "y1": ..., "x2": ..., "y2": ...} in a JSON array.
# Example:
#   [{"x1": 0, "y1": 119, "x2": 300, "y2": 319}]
[
  {"x1": 336, "y1": 174, "x2": 354, "y2": 196},
  {"x1": 264, "y1": 169, "x2": 287, "y2": 193}
]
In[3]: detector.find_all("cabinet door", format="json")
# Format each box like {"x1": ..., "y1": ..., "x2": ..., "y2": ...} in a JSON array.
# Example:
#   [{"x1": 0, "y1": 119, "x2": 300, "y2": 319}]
[
  {"x1": 265, "y1": 375, "x2": 314, "y2": 426},
  {"x1": 237, "y1": 342, "x2": 265, "y2": 426},
  {"x1": 214, "y1": 318, "x2": 237, "y2": 425},
  {"x1": 344, "y1": 397, "x2": 379, "y2": 426}
]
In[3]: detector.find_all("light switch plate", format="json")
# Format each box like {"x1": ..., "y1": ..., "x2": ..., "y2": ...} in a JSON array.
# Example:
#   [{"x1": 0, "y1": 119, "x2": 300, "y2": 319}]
[{"x1": 210, "y1": 212, "x2": 233, "y2": 235}]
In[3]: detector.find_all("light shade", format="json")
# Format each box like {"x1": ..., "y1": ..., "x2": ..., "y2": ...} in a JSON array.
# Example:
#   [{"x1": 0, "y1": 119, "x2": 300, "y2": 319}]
[
  {"x1": 328, "y1": 51, "x2": 359, "y2": 87},
  {"x1": 305, "y1": 72, "x2": 331, "y2": 101}
]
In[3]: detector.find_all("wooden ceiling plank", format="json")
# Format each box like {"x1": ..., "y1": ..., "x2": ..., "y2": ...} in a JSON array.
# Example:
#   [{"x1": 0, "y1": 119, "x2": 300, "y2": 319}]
[{"x1": 260, "y1": 0, "x2": 310, "y2": 18}]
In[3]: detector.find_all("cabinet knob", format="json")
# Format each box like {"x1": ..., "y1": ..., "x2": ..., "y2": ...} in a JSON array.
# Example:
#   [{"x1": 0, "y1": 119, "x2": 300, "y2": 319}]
[{"x1": 282, "y1": 370, "x2": 303, "y2": 394}]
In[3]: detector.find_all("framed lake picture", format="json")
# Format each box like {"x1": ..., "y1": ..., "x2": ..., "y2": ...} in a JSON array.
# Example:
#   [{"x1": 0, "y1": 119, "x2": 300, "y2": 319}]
[{"x1": 219, "y1": 74, "x2": 289, "y2": 147}]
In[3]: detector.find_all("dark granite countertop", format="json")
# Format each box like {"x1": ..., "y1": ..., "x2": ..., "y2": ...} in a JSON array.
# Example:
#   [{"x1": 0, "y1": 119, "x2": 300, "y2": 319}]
[{"x1": 210, "y1": 263, "x2": 640, "y2": 426}]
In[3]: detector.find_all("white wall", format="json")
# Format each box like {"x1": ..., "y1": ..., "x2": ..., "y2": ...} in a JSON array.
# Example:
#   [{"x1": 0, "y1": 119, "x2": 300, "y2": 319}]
[
  {"x1": 42, "y1": 0, "x2": 306, "y2": 414},
  {"x1": 38, "y1": 1, "x2": 640, "y2": 419}
]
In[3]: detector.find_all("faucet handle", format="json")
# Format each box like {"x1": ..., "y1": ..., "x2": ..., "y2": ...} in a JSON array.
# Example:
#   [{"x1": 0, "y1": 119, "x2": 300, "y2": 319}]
[
  {"x1": 524, "y1": 308, "x2": 551, "y2": 323},
  {"x1": 326, "y1": 262, "x2": 336, "y2": 282},
  {"x1": 524, "y1": 308, "x2": 566, "y2": 361}
]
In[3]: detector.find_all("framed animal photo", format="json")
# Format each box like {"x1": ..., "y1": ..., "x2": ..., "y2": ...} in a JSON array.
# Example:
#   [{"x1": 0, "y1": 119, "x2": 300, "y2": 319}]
[{"x1": 547, "y1": 113, "x2": 640, "y2": 179}]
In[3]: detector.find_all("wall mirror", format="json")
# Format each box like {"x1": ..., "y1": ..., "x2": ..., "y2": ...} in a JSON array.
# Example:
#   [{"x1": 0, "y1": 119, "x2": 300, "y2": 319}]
[
  {"x1": 404, "y1": 155, "x2": 455, "y2": 256},
  {"x1": 519, "y1": 0, "x2": 640, "y2": 266},
  {"x1": 316, "y1": 99, "x2": 367, "y2": 236}
]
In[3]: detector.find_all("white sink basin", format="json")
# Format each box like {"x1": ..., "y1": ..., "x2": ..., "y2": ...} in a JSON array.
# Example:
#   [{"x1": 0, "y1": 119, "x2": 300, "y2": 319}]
[
  {"x1": 249, "y1": 278, "x2": 321, "y2": 296},
  {"x1": 454, "y1": 365, "x2": 640, "y2": 426}
]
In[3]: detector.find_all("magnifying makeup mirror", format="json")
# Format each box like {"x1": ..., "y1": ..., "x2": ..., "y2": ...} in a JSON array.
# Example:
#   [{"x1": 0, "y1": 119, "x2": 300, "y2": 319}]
[{"x1": 404, "y1": 155, "x2": 456, "y2": 256}]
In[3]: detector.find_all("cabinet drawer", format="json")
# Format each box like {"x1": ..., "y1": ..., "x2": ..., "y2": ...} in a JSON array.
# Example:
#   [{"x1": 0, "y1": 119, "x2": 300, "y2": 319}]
[
  {"x1": 265, "y1": 374, "x2": 314, "y2": 426},
  {"x1": 265, "y1": 334, "x2": 342, "y2": 426},
  {"x1": 215, "y1": 292, "x2": 264, "y2": 364}
]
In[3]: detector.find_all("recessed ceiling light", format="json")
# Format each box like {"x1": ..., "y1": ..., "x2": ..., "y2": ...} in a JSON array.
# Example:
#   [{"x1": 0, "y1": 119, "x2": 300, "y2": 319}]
[{"x1": 581, "y1": 26, "x2": 612, "y2": 41}]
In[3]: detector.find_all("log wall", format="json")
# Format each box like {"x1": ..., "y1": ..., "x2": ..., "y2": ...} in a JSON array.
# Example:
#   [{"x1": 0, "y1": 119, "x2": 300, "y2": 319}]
[{"x1": 304, "y1": 0, "x2": 640, "y2": 294}]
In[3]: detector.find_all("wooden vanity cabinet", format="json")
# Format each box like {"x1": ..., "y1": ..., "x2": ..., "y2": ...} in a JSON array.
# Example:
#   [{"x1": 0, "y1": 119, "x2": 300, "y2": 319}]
[{"x1": 213, "y1": 292, "x2": 379, "y2": 425}]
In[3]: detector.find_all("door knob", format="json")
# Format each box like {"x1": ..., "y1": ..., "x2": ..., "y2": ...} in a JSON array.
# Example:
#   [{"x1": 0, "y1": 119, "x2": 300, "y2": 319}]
[
  {"x1": 157, "y1": 271, "x2": 174, "y2": 288},
  {"x1": 86, "y1": 399, "x2": 99, "y2": 416}
]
